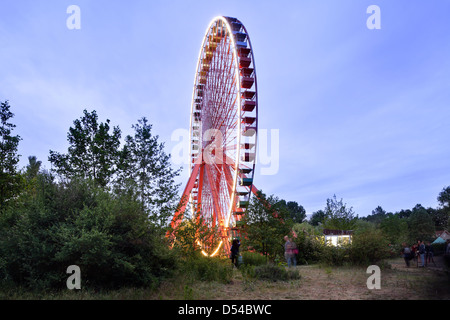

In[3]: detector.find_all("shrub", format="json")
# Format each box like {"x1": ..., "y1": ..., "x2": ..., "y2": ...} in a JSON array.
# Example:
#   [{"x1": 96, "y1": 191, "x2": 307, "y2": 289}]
[
  {"x1": 319, "y1": 245, "x2": 350, "y2": 266},
  {"x1": 350, "y1": 229, "x2": 390, "y2": 265},
  {"x1": 241, "y1": 251, "x2": 267, "y2": 266},
  {"x1": 253, "y1": 264, "x2": 300, "y2": 282},
  {"x1": 180, "y1": 255, "x2": 232, "y2": 284},
  {"x1": 292, "y1": 232, "x2": 325, "y2": 264},
  {"x1": 0, "y1": 177, "x2": 177, "y2": 290}
]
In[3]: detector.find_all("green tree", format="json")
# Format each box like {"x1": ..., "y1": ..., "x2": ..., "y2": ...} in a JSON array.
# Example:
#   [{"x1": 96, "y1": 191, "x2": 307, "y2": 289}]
[
  {"x1": 322, "y1": 195, "x2": 357, "y2": 230},
  {"x1": 0, "y1": 174, "x2": 177, "y2": 290},
  {"x1": 380, "y1": 214, "x2": 408, "y2": 245},
  {"x1": 437, "y1": 186, "x2": 450, "y2": 229},
  {"x1": 117, "y1": 117, "x2": 181, "y2": 228},
  {"x1": 407, "y1": 204, "x2": 435, "y2": 243},
  {"x1": 438, "y1": 186, "x2": 450, "y2": 207},
  {"x1": 397, "y1": 209, "x2": 412, "y2": 219},
  {"x1": 427, "y1": 207, "x2": 448, "y2": 230},
  {"x1": 286, "y1": 201, "x2": 306, "y2": 223},
  {"x1": 49, "y1": 109, "x2": 121, "y2": 188},
  {"x1": 25, "y1": 155, "x2": 42, "y2": 180},
  {"x1": 241, "y1": 191, "x2": 292, "y2": 260},
  {"x1": 277, "y1": 199, "x2": 306, "y2": 223},
  {"x1": 0, "y1": 100, "x2": 23, "y2": 211},
  {"x1": 364, "y1": 206, "x2": 387, "y2": 225},
  {"x1": 309, "y1": 209, "x2": 325, "y2": 226}
]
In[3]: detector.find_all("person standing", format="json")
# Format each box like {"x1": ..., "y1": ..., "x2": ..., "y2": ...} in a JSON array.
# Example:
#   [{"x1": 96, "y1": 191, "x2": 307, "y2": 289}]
[
  {"x1": 425, "y1": 241, "x2": 435, "y2": 267},
  {"x1": 284, "y1": 236, "x2": 296, "y2": 267},
  {"x1": 418, "y1": 240, "x2": 426, "y2": 267},
  {"x1": 401, "y1": 243, "x2": 412, "y2": 267},
  {"x1": 230, "y1": 238, "x2": 240, "y2": 268}
]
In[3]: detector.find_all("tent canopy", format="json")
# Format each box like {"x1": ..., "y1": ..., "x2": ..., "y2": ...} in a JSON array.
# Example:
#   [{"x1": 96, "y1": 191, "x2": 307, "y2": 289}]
[{"x1": 432, "y1": 236, "x2": 445, "y2": 244}]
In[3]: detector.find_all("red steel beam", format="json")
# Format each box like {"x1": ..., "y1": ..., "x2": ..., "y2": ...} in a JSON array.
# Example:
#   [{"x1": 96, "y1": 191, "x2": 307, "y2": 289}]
[{"x1": 167, "y1": 162, "x2": 201, "y2": 236}]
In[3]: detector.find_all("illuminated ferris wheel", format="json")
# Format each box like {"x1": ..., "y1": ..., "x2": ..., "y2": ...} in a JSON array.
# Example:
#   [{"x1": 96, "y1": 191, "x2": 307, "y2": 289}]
[{"x1": 169, "y1": 16, "x2": 258, "y2": 256}]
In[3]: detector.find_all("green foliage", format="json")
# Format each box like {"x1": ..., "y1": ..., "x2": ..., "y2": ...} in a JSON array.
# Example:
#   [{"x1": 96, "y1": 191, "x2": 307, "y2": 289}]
[
  {"x1": 116, "y1": 117, "x2": 181, "y2": 228},
  {"x1": 252, "y1": 263, "x2": 300, "y2": 282},
  {"x1": 169, "y1": 212, "x2": 220, "y2": 258},
  {"x1": 0, "y1": 174, "x2": 177, "y2": 290},
  {"x1": 310, "y1": 210, "x2": 325, "y2": 226},
  {"x1": 319, "y1": 245, "x2": 350, "y2": 266},
  {"x1": 241, "y1": 190, "x2": 293, "y2": 261},
  {"x1": 241, "y1": 251, "x2": 267, "y2": 266},
  {"x1": 379, "y1": 214, "x2": 408, "y2": 245},
  {"x1": 179, "y1": 255, "x2": 232, "y2": 284},
  {"x1": 322, "y1": 195, "x2": 357, "y2": 230},
  {"x1": 350, "y1": 229, "x2": 390, "y2": 265},
  {"x1": 49, "y1": 110, "x2": 122, "y2": 188},
  {"x1": 277, "y1": 199, "x2": 306, "y2": 223},
  {"x1": 291, "y1": 224, "x2": 325, "y2": 264},
  {"x1": 438, "y1": 186, "x2": 450, "y2": 207},
  {"x1": 0, "y1": 100, "x2": 23, "y2": 212},
  {"x1": 363, "y1": 206, "x2": 387, "y2": 225},
  {"x1": 407, "y1": 204, "x2": 435, "y2": 243}
]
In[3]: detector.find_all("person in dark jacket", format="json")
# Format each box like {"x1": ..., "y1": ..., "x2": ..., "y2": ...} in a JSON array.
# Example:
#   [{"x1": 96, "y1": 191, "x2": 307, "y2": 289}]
[
  {"x1": 401, "y1": 243, "x2": 412, "y2": 267},
  {"x1": 230, "y1": 238, "x2": 241, "y2": 268},
  {"x1": 425, "y1": 241, "x2": 435, "y2": 266}
]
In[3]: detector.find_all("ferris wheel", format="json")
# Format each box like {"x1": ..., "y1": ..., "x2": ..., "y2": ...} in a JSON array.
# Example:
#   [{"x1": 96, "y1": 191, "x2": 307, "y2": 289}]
[{"x1": 169, "y1": 16, "x2": 258, "y2": 257}]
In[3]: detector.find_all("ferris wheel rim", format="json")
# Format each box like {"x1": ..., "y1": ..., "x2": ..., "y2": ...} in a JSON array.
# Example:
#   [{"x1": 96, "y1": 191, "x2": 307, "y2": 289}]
[{"x1": 187, "y1": 16, "x2": 258, "y2": 256}]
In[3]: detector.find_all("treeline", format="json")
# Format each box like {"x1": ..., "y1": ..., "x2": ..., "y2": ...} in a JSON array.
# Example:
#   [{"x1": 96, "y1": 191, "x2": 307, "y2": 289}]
[
  {"x1": 0, "y1": 101, "x2": 184, "y2": 290},
  {"x1": 240, "y1": 192, "x2": 449, "y2": 267},
  {"x1": 307, "y1": 191, "x2": 450, "y2": 246}
]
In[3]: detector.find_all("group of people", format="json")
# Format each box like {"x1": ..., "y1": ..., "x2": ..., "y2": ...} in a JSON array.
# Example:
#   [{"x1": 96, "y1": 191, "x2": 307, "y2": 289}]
[
  {"x1": 228, "y1": 235, "x2": 299, "y2": 268},
  {"x1": 401, "y1": 240, "x2": 436, "y2": 267}
]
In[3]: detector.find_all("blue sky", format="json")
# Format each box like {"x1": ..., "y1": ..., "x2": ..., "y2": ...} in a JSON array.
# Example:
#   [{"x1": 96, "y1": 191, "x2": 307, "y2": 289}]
[{"x1": 1, "y1": 0, "x2": 449, "y2": 217}]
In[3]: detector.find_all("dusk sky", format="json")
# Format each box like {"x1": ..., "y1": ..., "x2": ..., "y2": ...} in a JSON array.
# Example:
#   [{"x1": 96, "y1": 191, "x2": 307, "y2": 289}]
[{"x1": 1, "y1": 0, "x2": 449, "y2": 217}]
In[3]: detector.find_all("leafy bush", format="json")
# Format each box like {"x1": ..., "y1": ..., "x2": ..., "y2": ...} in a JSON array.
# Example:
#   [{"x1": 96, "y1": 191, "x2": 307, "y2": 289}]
[
  {"x1": 0, "y1": 176, "x2": 177, "y2": 290},
  {"x1": 241, "y1": 251, "x2": 267, "y2": 266},
  {"x1": 319, "y1": 245, "x2": 350, "y2": 266},
  {"x1": 253, "y1": 264, "x2": 300, "y2": 282},
  {"x1": 292, "y1": 231, "x2": 325, "y2": 264},
  {"x1": 180, "y1": 255, "x2": 232, "y2": 284},
  {"x1": 350, "y1": 229, "x2": 390, "y2": 265}
]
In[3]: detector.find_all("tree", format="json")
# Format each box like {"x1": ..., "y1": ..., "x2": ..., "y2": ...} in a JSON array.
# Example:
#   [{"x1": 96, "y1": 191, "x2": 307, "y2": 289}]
[
  {"x1": 407, "y1": 204, "x2": 435, "y2": 243},
  {"x1": 438, "y1": 186, "x2": 450, "y2": 208},
  {"x1": 241, "y1": 190, "x2": 292, "y2": 260},
  {"x1": 117, "y1": 117, "x2": 181, "y2": 228},
  {"x1": 437, "y1": 186, "x2": 450, "y2": 229},
  {"x1": 397, "y1": 209, "x2": 412, "y2": 219},
  {"x1": 380, "y1": 214, "x2": 408, "y2": 245},
  {"x1": 0, "y1": 174, "x2": 177, "y2": 290},
  {"x1": 364, "y1": 206, "x2": 387, "y2": 225},
  {"x1": 427, "y1": 207, "x2": 448, "y2": 230},
  {"x1": 49, "y1": 109, "x2": 121, "y2": 188},
  {"x1": 286, "y1": 201, "x2": 306, "y2": 223},
  {"x1": 277, "y1": 199, "x2": 306, "y2": 223},
  {"x1": 310, "y1": 209, "x2": 325, "y2": 226},
  {"x1": 322, "y1": 195, "x2": 357, "y2": 230},
  {"x1": 25, "y1": 155, "x2": 42, "y2": 180},
  {"x1": 0, "y1": 100, "x2": 23, "y2": 211}
]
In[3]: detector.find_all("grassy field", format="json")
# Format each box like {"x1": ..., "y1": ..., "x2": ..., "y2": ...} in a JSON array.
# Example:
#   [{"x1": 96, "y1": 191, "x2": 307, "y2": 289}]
[
  {"x1": 150, "y1": 256, "x2": 450, "y2": 300},
  {"x1": 1, "y1": 257, "x2": 449, "y2": 300}
]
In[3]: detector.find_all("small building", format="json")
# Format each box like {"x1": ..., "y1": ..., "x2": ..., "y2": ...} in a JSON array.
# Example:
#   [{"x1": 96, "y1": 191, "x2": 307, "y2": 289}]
[
  {"x1": 435, "y1": 230, "x2": 450, "y2": 241},
  {"x1": 323, "y1": 229, "x2": 353, "y2": 246}
]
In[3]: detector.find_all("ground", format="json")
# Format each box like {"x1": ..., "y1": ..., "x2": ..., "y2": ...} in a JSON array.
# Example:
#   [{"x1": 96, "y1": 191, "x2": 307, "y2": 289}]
[
  {"x1": 153, "y1": 255, "x2": 450, "y2": 300},
  {"x1": 1, "y1": 256, "x2": 448, "y2": 300}
]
